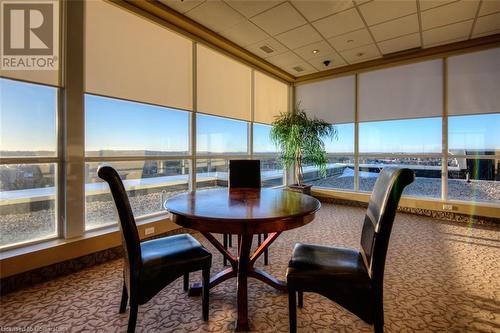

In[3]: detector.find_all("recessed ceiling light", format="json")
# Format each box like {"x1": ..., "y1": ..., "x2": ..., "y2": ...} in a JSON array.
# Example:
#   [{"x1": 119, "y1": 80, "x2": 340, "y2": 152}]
[
  {"x1": 356, "y1": 52, "x2": 365, "y2": 57},
  {"x1": 293, "y1": 66, "x2": 304, "y2": 72},
  {"x1": 347, "y1": 39, "x2": 354, "y2": 43},
  {"x1": 312, "y1": 49, "x2": 319, "y2": 54}
]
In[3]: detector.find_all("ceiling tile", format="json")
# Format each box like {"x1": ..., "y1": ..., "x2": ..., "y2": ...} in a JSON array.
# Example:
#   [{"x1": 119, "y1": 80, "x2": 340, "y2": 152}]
[
  {"x1": 340, "y1": 44, "x2": 381, "y2": 64},
  {"x1": 421, "y1": 0, "x2": 479, "y2": 30},
  {"x1": 377, "y1": 33, "x2": 421, "y2": 54},
  {"x1": 370, "y1": 14, "x2": 419, "y2": 41},
  {"x1": 472, "y1": 28, "x2": 500, "y2": 38},
  {"x1": 159, "y1": 0, "x2": 205, "y2": 14},
  {"x1": 419, "y1": 0, "x2": 455, "y2": 11},
  {"x1": 224, "y1": 0, "x2": 283, "y2": 18},
  {"x1": 313, "y1": 8, "x2": 365, "y2": 38},
  {"x1": 358, "y1": 0, "x2": 417, "y2": 26},
  {"x1": 250, "y1": 2, "x2": 306, "y2": 36},
  {"x1": 284, "y1": 62, "x2": 317, "y2": 76},
  {"x1": 246, "y1": 38, "x2": 288, "y2": 58},
  {"x1": 471, "y1": 29, "x2": 500, "y2": 38},
  {"x1": 307, "y1": 53, "x2": 347, "y2": 71},
  {"x1": 328, "y1": 28, "x2": 373, "y2": 51},
  {"x1": 291, "y1": 0, "x2": 354, "y2": 22},
  {"x1": 220, "y1": 20, "x2": 269, "y2": 47},
  {"x1": 423, "y1": 19, "x2": 473, "y2": 47},
  {"x1": 275, "y1": 24, "x2": 323, "y2": 49},
  {"x1": 479, "y1": 0, "x2": 500, "y2": 16},
  {"x1": 266, "y1": 51, "x2": 304, "y2": 67},
  {"x1": 293, "y1": 40, "x2": 335, "y2": 60},
  {"x1": 185, "y1": 1, "x2": 245, "y2": 32},
  {"x1": 473, "y1": 12, "x2": 500, "y2": 36}
]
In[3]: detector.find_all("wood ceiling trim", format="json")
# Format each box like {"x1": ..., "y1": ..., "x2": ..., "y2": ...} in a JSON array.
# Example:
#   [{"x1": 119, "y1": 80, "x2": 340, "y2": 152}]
[
  {"x1": 295, "y1": 33, "x2": 500, "y2": 85},
  {"x1": 112, "y1": 0, "x2": 296, "y2": 83}
]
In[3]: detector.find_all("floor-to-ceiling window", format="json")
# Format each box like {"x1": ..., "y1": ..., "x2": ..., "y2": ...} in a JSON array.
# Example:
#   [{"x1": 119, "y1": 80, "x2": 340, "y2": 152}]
[
  {"x1": 0, "y1": 0, "x2": 61, "y2": 248},
  {"x1": 297, "y1": 75, "x2": 356, "y2": 190},
  {"x1": 253, "y1": 71, "x2": 288, "y2": 187},
  {"x1": 296, "y1": 49, "x2": 500, "y2": 204},
  {"x1": 83, "y1": 0, "x2": 194, "y2": 230},
  {"x1": 447, "y1": 48, "x2": 500, "y2": 203}
]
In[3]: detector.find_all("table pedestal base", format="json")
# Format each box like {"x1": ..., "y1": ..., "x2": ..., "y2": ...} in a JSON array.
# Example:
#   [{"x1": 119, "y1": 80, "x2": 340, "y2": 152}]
[{"x1": 188, "y1": 232, "x2": 286, "y2": 331}]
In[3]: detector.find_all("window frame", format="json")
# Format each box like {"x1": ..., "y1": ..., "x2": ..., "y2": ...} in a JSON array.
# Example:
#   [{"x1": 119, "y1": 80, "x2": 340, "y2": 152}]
[{"x1": 0, "y1": 82, "x2": 62, "y2": 250}]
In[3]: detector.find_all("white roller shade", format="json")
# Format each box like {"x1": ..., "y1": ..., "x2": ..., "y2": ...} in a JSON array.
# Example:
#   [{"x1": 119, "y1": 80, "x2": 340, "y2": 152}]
[
  {"x1": 359, "y1": 60, "x2": 443, "y2": 122},
  {"x1": 197, "y1": 45, "x2": 252, "y2": 121},
  {"x1": 85, "y1": 0, "x2": 192, "y2": 110},
  {"x1": 0, "y1": 0, "x2": 60, "y2": 86},
  {"x1": 296, "y1": 75, "x2": 355, "y2": 124},
  {"x1": 448, "y1": 47, "x2": 500, "y2": 116},
  {"x1": 254, "y1": 71, "x2": 289, "y2": 124}
]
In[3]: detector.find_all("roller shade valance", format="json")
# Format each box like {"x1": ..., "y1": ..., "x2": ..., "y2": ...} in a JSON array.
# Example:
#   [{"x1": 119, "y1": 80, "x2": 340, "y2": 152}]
[
  {"x1": 359, "y1": 59, "x2": 443, "y2": 122},
  {"x1": 296, "y1": 75, "x2": 355, "y2": 124},
  {"x1": 85, "y1": 0, "x2": 192, "y2": 110},
  {"x1": 196, "y1": 45, "x2": 252, "y2": 121},
  {"x1": 254, "y1": 71, "x2": 289, "y2": 124},
  {"x1": 448, "y1": 47, "x2": 500, "y2": 116}
]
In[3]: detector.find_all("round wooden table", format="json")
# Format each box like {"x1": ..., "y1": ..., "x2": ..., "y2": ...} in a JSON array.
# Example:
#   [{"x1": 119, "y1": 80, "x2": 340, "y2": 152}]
[{"x1": 164, "y1": 188, "x2": 321, "y2": 331}]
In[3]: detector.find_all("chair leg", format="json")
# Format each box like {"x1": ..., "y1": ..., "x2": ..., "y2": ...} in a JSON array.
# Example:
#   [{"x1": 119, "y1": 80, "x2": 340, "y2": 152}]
[
  {"x1": 127, "y1": 302, "x2": 138, "y2": 333},
  {"x1": 374, "y1": 304, "x2": 384, "y2": 333},
  {"x1": 223, "y1": 234, "x2": 228, "y2": 266},
  {"x1": 202, "y1": 267, "x2": 210, "y2": 321},
  {"x1": 264, "y1": 233, "x2": 269, "y2": 265},
  {"x1": 297, "y1": 291, "x2": 303, "y2": 308},
  {"x1": 119, "y1": 281, "x2": 128, "y2": 313},
  {"x1": 183, "y1": 273, "x2": 189, "y2": 292},
  {"x1": 288, "y1": 288, "x2": 297, "y2": 333}
]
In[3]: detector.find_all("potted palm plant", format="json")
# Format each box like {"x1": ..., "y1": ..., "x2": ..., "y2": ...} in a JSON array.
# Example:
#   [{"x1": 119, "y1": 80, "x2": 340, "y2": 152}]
[{"x1": 270, "y1": 103, "x2": 337, "y2": 195}]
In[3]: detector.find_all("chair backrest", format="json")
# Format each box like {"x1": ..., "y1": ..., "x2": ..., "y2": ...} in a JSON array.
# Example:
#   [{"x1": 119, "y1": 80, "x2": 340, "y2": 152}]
[
  {"x1": 98, "y1": 165, "x2": 142, "y2": 279},
  {"x1": 360, "y1": 167, "x2": 414, "y2": 286},
  {"x1": 229, "y1": 160, "x2": 261, "y2": 188}
]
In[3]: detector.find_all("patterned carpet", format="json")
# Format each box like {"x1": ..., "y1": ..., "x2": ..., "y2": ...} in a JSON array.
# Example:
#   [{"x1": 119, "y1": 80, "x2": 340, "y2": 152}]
[{"x1": 1, "y1": 203, "x2": 499, "y2": 332}]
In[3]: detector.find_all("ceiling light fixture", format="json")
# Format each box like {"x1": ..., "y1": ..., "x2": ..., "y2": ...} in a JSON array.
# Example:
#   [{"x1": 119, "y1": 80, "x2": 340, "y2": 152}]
[
  {"x1": 356, "y1": 52, "x2": 365, "y2": 57},
  {"x1": 312, "y1": 49, "x2": 319, "y2": 54},
  {"x1": 347, "y1": 39, "x2": 354, "y2": 43}
]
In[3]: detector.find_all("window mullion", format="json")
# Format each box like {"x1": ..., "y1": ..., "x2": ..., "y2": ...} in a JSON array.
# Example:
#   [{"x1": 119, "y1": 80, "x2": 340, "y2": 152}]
[
  {"x1": 190, "y1": 42, "x2": 197, "y2": 192},
  {"x1": 354, "y1": 74, "x2": 360, "y2": 192},
  {"x1": 62, "y1": 0, "x2": 85, "y2": 239},
  {"x1": 442, "y1": 58, "x2": 448, "y2": 201}
]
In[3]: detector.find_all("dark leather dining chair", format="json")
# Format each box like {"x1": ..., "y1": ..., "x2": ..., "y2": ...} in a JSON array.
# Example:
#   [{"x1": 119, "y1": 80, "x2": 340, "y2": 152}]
[
  {"x1": 286, "y1": 167, "x2": 415, "y2": 333},
  {"x1": 98, "y1": 165, "x2": 212, "y2": 333},
  {"x1": 223, "y1": 160, "x2": 269, "y2": 266}
]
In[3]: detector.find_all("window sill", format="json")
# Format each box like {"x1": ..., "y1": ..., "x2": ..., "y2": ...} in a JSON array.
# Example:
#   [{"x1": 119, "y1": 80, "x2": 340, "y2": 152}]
[
  {"x1": 311, "y1": 187, "x2": 500, "y2": 218},
  {"x1": 0, "y1": 213, "x2": 179, "y2": 278}
]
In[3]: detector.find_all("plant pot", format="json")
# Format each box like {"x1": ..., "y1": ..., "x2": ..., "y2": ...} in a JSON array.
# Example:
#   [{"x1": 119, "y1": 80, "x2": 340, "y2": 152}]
[{"x1": 286, "y1": 184, "x2": 312, "y2": 195}]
